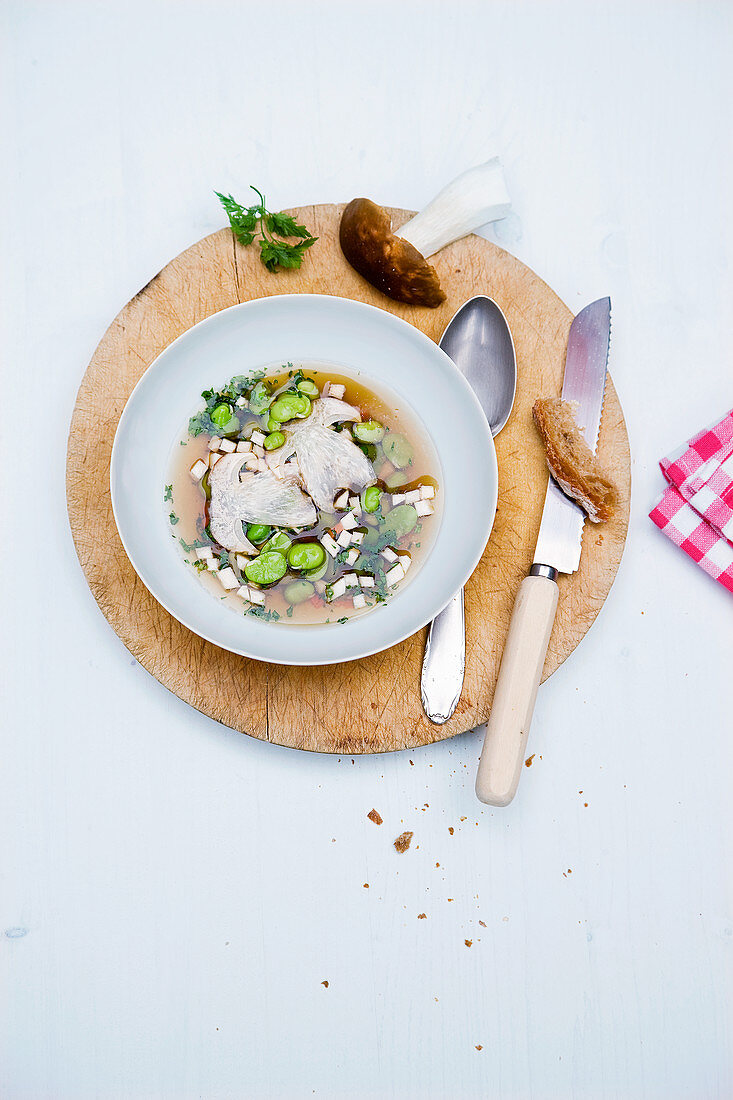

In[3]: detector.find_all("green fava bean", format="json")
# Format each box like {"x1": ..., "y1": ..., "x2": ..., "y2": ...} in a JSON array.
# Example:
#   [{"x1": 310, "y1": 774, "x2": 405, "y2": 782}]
[
  {"x1": 284, "y1": 579, "x2": 315, "y2": 604},
  {"x1": 244, "y1": 551, "x2": 288, "y2": 586},
  {"x1": 385, "y1": 470, "x2": 408, "y2": 489},
  {"x1": 297, "y1": 378, "x2": 320, "y2": 397},
  {"x1": 211, "y1": 403, "x2": 233, "y2": 427},
  {"x1": 287, "y1": 541, "x2": 326, "y2": 572},
  {"x1": 362, "y1": 486, "x2": 382, "y2": 513},
  {"x1": 262, "y1": 531, "x2": 292, "y2": 554},
  {"x1": 383, "y1": 432, "x2": 414, "y2": 469},
  {"x1": 293, "y1": 394, "x2": 312, "y2": 418},
  {"x1": 270, "y1": 393, "x2": 303, "y2": 423},
  {"x1": 382, "y1": 503, "x2": 418, "y2": 539},
  {"x1": 246, "y1": 523, "x2": 272, "y2": 544},
  {"x1": 353, "y1": 420, "x2": 386, "y2": 444},
  {"x1": 264, "y1": 431, "x2": 286, "y2": 450},
  {"x1": 266, "y1": 415, "x2": 280, "y2": 432},
  {"x1": 303, "y1": 558, "x2": 329, "y2": 581}
]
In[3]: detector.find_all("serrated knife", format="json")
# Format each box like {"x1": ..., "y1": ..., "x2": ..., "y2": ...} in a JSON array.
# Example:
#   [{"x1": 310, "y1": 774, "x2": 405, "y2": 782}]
[{"x1": 475, "y1": 297, "x2": 611, "y2": 807}]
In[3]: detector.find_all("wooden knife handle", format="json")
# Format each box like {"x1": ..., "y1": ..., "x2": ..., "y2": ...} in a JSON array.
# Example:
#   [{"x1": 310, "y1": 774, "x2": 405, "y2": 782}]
[{"x1": 475, "y1": 573, "x2": 559, "y2": 806}]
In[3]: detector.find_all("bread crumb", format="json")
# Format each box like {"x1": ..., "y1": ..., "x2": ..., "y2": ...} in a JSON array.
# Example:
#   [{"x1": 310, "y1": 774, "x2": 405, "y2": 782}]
[
  {"x1": 321, "y1": 980, "x2": 329, "y2": 988},
  {"x1": 479, "y1": 920, "x2": 486, "y2": 928},
  {"x1": 448, "y1": 827, "x2": 454, "y2": 835},
  {"x1": 418, "y1": 913, "x2": 427, "y2": 919},
  {"x1": 363, "y1": 882, "x2": 369, "y2": 888},
  {"x1": 393, "y1": 831, "x2": 413, "y2": 853},
  {"x1": 465, "y1": 939, "x2": 472, "y2": 947},
  {"x1": 475, "y1": 1044, "x2": 483, "y2": 1051},
  {"x1": 525, "y1": 754, "x2": 535, "y2": 767},
  {"x1": 367, "y1": 808, "x2": 383, "y2": 825}
]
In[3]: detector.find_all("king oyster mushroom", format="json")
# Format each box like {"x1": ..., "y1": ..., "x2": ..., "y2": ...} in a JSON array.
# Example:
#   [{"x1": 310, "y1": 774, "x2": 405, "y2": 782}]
[
  {"x1": 209, "y1": 453, "x2": 317, "y2": 551},
  {"x1": 270, "y1": 397, "x2": 376, "y2": 511},
  {"x1": 339, "y1": 158, "x2": 511, "y2": 307}
]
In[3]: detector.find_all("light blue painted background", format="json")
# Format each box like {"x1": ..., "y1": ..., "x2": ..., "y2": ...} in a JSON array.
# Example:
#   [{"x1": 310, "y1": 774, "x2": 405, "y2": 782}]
[{"x1": 1, "y1": 2, "x2": 731, "y2": 1097}]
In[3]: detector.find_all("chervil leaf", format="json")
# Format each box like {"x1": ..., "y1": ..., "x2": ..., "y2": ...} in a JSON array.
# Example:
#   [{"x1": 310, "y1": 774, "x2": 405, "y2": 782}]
[
  {"x1": 215, "y1": 187, "x2": 318, "y2": 273},
  {"x1": 267, "y1": 211, "x2": 314, "y2": 240},
  {"x1": 215, "y1": 191, "x2": 258, "y2": 245}
]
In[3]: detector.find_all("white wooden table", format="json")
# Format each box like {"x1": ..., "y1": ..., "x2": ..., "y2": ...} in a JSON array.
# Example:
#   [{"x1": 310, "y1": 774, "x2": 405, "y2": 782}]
[{"x1": 2, "y1": 3, "x2": 731, "y2": 1097}]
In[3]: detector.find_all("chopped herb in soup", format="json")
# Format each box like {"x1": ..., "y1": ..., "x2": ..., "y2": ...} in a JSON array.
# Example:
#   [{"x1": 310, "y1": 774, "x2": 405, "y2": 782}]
[{"x1": 167, "y1": 364, "x2": 440, "y2": 625}]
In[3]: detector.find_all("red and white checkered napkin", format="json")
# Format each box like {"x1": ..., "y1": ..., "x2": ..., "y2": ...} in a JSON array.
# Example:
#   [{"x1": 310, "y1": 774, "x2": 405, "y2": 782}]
[{"x1": 649, "y1": 408, "x2": 733, "y2": 594}]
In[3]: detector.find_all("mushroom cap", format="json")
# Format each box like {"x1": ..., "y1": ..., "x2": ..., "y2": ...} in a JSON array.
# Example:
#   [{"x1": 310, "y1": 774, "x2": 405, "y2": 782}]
[{"x1": 339, "y1": 198, "x2": 446, "y2": 308}]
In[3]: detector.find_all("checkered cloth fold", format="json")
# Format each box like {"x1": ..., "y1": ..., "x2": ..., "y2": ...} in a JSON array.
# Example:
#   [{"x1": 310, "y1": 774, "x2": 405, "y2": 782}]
[{"x1": 649, "y1": 409, "x2": 733, "y2": 594}]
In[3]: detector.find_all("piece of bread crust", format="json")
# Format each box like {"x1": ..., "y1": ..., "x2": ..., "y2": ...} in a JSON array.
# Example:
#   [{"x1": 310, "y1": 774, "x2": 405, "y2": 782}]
[{"x1": 532, "y1": 398, "x2": 618, "y2": 523}]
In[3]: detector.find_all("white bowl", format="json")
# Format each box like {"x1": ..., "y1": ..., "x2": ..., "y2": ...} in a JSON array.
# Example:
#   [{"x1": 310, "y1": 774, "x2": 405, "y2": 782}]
[{"x1": 111, "y1": 295, "x2": 497, "y2": 665}]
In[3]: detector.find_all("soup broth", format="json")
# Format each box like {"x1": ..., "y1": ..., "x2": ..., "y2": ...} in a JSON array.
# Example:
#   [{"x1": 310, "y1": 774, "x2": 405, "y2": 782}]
[{"x1": 166, "y1": 363, "x2": 442, "y2": 626}]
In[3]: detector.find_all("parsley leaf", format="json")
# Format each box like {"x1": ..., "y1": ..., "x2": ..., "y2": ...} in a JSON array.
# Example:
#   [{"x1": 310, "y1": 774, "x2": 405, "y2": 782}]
[
  {"x1": 163, "y1": 484, "x2": 173, "y2": 502},
  {"x1": 215, "y1": 186, "x2": 318, "y2": 273}
]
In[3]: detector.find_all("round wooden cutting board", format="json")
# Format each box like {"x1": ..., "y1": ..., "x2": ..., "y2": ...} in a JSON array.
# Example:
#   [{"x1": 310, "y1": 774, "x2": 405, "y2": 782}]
[{"x1": 66, "y1": 205, "x2": 630, "y2": 753}]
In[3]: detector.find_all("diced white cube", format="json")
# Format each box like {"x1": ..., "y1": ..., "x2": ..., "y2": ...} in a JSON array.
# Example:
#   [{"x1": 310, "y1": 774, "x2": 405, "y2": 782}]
[
  {"x1": 252, "y1": 444, "x2": 265, "y2": 458},
  {"x1": 419, "y1": 484, "x2": 435, "y2": 500},
  {"x1": 235, "y1": 396, "x2": 247, "y2": 407},
  {"x1": 359, "y1": 576, "x2": 375, "y2": 588},
  {"x1": 217, "y1": 566, "x2": 239, "y2": 590},
  {"x1": 397, "y1": 553, "x2": 412, "y2": 574},
  {"x1": 415, "y1": 500, "x2": 434, "y2": 517},
  {"x1": 219, "y1": 438, "x2": 237, "y2": 453},
  {"x1": 236, "y1": 441, "x2": 252, "y2": 453},
  {"x1": 236, "y1": 585, "x2": 251, "y2": 600},
  {"x1": 343, "y1": 573, "x2": 359, "y2": 589},
  {"x1": 349, "y1": 495, "x2": 359, "y2": 509},
  {"x1": 207, "y1": 436, "x2": 222, "y2": 452},
  {"x1": 336, "y1": 530, "x2": 353, "y2": 548},
  {"x1": 327, "y1": 577, "x2": 346, "y2": 600},
  {"x1": 340, "y1": 512, "x2": 359, "y2": 531},
  {"x1": 405, "y1": 490, "x2": 421, "y2": 503},
  {"x1": 386, "y1": 563, "x2": 405, "y2": 587},
  {"x1": 329, "y1": 383, "x2": 345, "y2": 399},
  {"x1": 209, "y1": 452, "x2": 222, "y2": 467},
  {"x1": 352, "y1": 593, "x2": 367, "y2": 610},
  {"x1": 390, "y1": 494, "x2": 406, "y2": 506},
  {"x1": 235, "y1": 553, "x2": 252, "y2": 570},
  {"x1": 344, "y1": 548, "x2": 359, "y2": 566},
  {"x1": 195, "y1": 546, "x2": 214, "y2": 561},
  {"x1": 350, "y1": 531, "x2": 365, "y2": 545},
  {"x1": 189, "y1": 459, "x2": 208, "y2": 480},
  {"x1": 248, "y1": 587, "x2": 266, "y2": 606},
  {"x1": 320, "y1": 533, "x2": 339, "y2": 558},
  {"x1": 251, "y1": 430, "x2": 266, "y2": 446},
  {"x1": 333, "y1": 490, "x2": 349, "y2": 510},
  {"x1": 381, "y1": 548, "x2": 398, "y2": 563}
]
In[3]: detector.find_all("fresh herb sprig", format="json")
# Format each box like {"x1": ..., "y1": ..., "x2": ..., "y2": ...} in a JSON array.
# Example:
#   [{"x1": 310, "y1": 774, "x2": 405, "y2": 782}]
[{"x1": 215, "y1": 187, "x2": 318, "y2": 273}]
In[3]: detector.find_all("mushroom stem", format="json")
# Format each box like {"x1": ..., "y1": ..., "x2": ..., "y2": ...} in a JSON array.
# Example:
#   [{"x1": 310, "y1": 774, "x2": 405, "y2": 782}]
[{"x1": 397, "y1": 157, "x2": 511, "y2": 258}]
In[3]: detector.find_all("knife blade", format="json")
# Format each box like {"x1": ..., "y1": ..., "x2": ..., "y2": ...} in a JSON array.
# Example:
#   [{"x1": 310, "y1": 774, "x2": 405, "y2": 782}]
[
  {"x1": 533, "y1": 296, "x2": 611, "y2": 573},
  {"x1": 475, "y1": 297, "x2": 612, "y2": 807}
]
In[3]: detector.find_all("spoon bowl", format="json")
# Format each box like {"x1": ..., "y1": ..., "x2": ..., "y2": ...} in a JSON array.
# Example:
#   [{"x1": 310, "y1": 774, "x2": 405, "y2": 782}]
[{"x1": 439, "y1": 296, "x2": 517, "y2": 437}]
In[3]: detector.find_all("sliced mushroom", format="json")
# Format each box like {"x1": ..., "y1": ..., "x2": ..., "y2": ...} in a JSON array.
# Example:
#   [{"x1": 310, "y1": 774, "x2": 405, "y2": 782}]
[
  {"x1": 281, "y1": 397, "x2": 374, "y2": 511},
  {"x1": 339, "y1": 158, "x2": 511, "y2": 307},
  {"x1": 209, "y1": 453, "x2": 317, "y2": 550}
]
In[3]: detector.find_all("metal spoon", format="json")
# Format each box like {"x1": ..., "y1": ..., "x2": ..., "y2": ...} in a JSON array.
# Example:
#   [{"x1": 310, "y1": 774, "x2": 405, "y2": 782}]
[{"x1": 421, "y1": 296, "x2": 517, "y2": 724}]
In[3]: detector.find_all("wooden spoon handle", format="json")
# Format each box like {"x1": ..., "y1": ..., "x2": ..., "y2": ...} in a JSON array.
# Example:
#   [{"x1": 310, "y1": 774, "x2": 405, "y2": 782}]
[{"x1": 475, "y1": 574, "x2": 559, "y2": 806}]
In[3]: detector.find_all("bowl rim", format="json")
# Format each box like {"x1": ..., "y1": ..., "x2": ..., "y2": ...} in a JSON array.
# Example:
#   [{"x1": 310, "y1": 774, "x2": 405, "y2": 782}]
[{"x1": 110, "y1": 293, "x2": 498, "y2": 665}]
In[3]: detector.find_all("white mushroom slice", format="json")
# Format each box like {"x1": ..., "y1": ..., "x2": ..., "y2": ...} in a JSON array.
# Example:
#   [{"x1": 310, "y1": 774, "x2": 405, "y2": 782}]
[
  {"x1": 290, "y1": 423, "x2": 375, "y2": 512},
  {"x1": 305, "y1": 396, "x2": 360, "y2": 427},
  {"x1": 209, "y1": 454, "x2": 316, "y2": 551}
]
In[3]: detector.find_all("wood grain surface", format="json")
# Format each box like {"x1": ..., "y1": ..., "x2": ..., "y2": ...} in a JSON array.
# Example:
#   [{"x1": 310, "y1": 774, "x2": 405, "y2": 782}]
[{"x1": 66, "y1": 205, "x2": 631, "y2": 753}]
